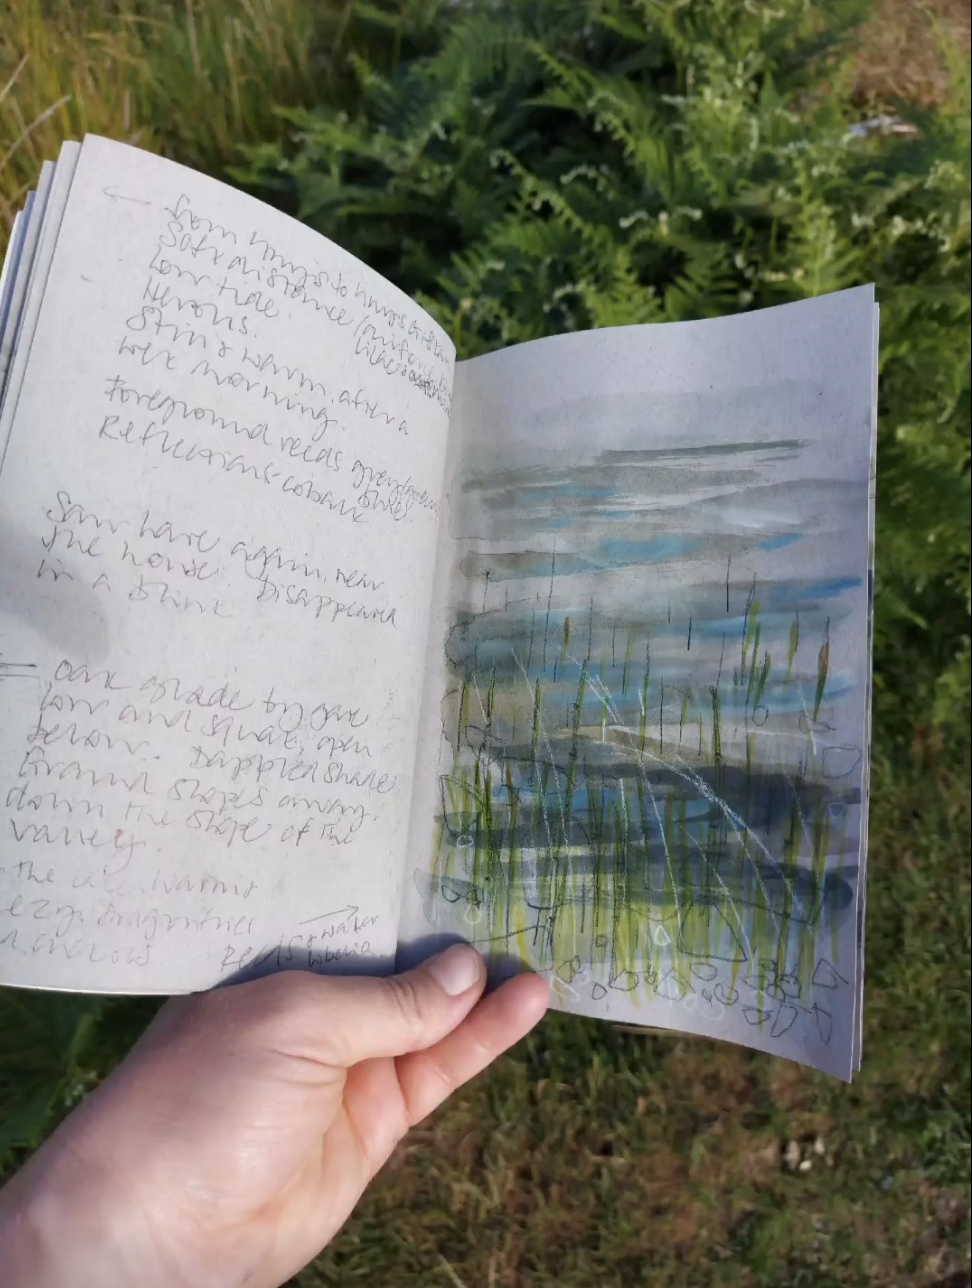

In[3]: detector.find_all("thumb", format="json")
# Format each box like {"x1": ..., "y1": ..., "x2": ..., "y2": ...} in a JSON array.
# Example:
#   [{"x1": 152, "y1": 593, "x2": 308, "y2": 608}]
[
  {"x1": 324, "y1": 942, "x2": 488, "y2": 1064},
  {"x1": 236, "y1": 943, "x2": 489, "y2": 1068}
]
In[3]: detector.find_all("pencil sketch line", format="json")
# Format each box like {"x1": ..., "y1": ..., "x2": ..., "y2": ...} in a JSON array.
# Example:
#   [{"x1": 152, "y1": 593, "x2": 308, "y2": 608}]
[
  {"x1": 565, "y1": 650, "x2": 681, "y2": 926},
  {"x1": 566, "y1": 646, "x2": 790, "y2": 934}
]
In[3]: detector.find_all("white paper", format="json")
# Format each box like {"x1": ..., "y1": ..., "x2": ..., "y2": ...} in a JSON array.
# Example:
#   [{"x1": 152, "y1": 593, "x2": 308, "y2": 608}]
[
  {"x1": 0, "y1": 207, "x2": 27, "y2": 350},
  {"x1": 0, "y1": 147, "x2": 82, "y2": 453},
  {"x1": 0, "y1": 137, "x2": 454, "y2": 992},
  {"x1": 400, "y1": 289, "x2": 876, "y2": 1080}
]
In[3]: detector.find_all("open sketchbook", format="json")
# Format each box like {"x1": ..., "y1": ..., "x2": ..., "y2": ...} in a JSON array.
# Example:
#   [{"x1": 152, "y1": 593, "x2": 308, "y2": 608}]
[{"x1": 0, "y1": 137, "x2": 877, "y2": 1081}]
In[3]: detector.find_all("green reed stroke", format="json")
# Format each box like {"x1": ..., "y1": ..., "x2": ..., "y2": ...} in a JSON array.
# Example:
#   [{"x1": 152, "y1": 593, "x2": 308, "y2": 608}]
[{"x1": 433, "y1": 599, "x2": 841, "y2": 1008}]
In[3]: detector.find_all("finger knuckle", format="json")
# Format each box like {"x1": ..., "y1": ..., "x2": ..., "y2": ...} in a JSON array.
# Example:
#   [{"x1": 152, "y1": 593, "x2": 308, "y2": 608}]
[{"x1": 382, "y1": 973, "x2": 428, "y2": 1041}]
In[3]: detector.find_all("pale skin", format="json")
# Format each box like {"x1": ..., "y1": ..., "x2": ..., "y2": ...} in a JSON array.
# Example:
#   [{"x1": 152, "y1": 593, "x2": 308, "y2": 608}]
[{"x1": 0, "y1": 945, "x2": 549, "y2": 1288}]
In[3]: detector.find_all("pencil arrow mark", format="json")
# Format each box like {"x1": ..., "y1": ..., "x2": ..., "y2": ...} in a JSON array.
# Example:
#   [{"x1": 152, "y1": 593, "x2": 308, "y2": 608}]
[
  {"x1": 103, "y1": 185, "x2": 151, "y2": 206},
  {"x1": 299, "y1": 905, "x2": 359, "y2": 927},
  {"x1": 0, "y1": 657, "x2": 38, "y2": 682}
]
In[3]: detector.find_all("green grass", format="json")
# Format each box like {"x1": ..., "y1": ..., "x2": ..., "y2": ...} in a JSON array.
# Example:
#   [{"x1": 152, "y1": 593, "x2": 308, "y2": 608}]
[
  {"x1": 1, "y1": 0, "x2": 346, "y2": 249},
  {"x1": 1, "y1": 1, "x2": 970, "y2": 1284}
]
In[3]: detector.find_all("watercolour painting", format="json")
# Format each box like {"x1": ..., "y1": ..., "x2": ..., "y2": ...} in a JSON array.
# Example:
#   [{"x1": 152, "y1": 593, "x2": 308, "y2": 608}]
[{"x1": 401, "y1": 289, "x2": 877, "y2": 1081}]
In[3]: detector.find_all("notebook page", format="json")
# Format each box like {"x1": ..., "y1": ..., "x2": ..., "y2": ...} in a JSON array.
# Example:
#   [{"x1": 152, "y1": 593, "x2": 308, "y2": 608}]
[
  {"x1": 0, "y1": 162, "x2": 56, "y2": 405},
  {"x1": 0, "y1": 136, "x2": 454, "y2": 992},
  {"x1": 400, "y1": 288, "x2": 875, "y2": 1080},
  {"x1": 852, "y1": 301, "x2": 880, "y2": 1073},
  {"x1": 1, "y1": 178, "x2": 49, "y2": 401},
  {"x1": 0, "y1": 207, "x2": 27, "y2": 342},
  {"x1": 0, "y1": 147, "x2": 81, "y2": 446},
  {"x1": 1, "y1": 165, "x2": 54, "y2": 405}
]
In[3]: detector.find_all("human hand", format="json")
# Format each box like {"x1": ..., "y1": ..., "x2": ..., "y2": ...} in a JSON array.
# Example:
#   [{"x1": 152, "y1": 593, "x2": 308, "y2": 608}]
[{"x1": 0, "y1": 947, "x2": 548, "y2": 1288}]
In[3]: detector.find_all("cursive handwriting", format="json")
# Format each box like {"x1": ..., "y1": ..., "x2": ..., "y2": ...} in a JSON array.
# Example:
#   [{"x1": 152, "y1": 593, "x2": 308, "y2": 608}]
[{"x1": 1, "y1": 657, "x2": 392, "y2": 970}]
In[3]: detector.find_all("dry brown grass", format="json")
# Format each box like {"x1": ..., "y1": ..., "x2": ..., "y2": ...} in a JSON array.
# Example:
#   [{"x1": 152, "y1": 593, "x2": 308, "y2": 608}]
[{"x1": 851, "y1": 0, "x2": 971, "y2": 106}]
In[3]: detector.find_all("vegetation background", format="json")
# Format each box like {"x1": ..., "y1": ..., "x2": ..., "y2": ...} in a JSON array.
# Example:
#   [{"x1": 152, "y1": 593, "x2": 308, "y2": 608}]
[{"x1": 1, "y1": 1, "x2": 969, "y2": 1283}]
